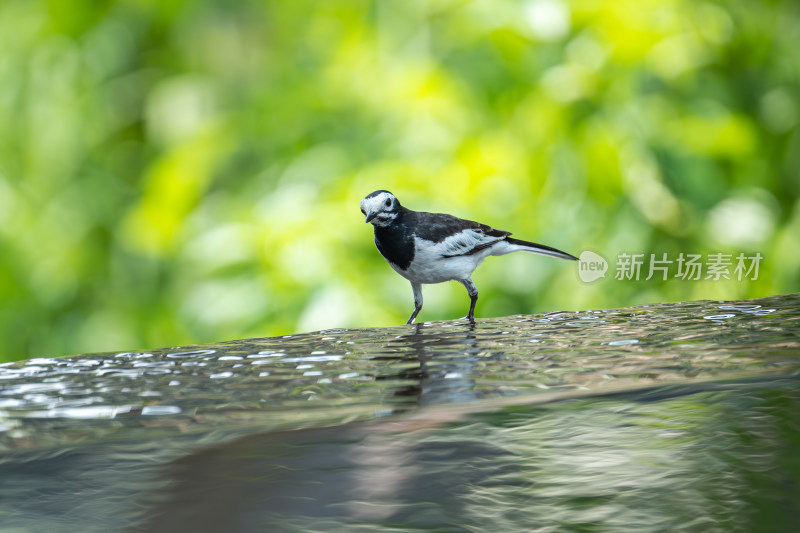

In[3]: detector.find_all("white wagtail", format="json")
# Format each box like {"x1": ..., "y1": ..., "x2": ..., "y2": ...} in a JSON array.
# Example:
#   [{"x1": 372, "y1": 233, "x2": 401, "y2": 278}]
[{"x1": 360, "y1": 190, "x2": 577, "y2": 324}]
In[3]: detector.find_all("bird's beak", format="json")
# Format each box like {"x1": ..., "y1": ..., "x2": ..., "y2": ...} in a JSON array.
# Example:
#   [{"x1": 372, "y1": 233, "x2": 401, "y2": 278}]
[{"x1": 365, "y1": 211, "x2": 377, "y2": 223}]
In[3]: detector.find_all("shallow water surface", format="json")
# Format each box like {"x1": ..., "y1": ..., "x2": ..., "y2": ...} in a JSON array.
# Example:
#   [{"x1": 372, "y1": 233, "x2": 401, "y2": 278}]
[{"x1": 1, "y1": 294, "x2": 799, "y2": 531}]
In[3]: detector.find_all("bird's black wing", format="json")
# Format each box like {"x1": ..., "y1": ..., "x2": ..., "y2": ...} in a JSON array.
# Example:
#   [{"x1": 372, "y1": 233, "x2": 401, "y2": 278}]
[{"x1": 412, "y1": 211, "x2": 510, "y2": 257}]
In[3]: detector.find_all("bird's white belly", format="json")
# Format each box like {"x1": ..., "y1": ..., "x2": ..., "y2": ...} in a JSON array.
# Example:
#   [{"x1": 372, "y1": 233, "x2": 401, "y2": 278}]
[{"x1": 394, "y1": 238, "x2": 489, "y2": 284}]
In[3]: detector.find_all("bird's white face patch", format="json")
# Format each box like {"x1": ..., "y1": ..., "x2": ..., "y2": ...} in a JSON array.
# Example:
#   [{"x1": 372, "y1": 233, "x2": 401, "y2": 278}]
[{"x1": 361, "y1": 191, "x2": 398, "y2": 227}]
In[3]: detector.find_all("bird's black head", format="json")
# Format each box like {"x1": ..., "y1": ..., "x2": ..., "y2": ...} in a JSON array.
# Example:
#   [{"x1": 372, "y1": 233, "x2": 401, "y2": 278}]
[{"x1": 360, "y1": 190, "x2": 401, "y2": 227}]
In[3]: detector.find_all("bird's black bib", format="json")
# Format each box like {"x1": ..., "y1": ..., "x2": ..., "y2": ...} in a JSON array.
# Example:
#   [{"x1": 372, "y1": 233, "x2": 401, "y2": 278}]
[{"x1": 373, "y1": 218, "x2": 415, "y2": 271}]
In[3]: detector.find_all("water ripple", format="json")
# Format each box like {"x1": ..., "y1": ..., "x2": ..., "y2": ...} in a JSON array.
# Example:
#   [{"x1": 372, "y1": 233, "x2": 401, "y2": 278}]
[
  {"x1": 0, "y1": 293, "x2": 797, "y2": 453},
  {"x1": 0, "y1": 294, "x2": 798, "y2": 532}
]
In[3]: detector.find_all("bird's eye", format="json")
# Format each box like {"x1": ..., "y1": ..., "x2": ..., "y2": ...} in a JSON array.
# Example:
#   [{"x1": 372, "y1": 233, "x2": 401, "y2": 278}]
[
  {"x1": 385, "y1": 198, "x2": 392, "y2": 207},
  {"x1": 360, "y1": 207, "x2": 365, "y2": 215}
]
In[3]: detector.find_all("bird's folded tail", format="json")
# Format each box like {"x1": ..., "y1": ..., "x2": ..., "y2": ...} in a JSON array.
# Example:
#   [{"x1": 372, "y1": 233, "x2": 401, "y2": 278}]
[{"x1": 505, "y1": 237, "x2": 578, "y2": 261}]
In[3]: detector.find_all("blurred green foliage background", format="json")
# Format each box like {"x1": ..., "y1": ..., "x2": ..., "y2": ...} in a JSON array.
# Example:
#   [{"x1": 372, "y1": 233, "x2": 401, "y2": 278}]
[{"x1": 1, "y1": 0, "x2": 798, "y2": 361}]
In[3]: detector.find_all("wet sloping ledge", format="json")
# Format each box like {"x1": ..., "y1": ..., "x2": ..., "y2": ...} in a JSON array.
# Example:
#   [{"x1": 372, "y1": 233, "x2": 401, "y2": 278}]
[
  {"x1": 1, "y1": 293, "x2": 799, "y2": 455},
  {"x1": 0, "y1": 294, "x2": 799, "y2": 532}
]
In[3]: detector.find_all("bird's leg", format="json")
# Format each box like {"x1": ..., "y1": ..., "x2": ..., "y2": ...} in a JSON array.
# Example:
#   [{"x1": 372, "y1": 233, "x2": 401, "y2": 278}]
[
  {"x1": 407, "y1": 282, "x2": 423, "y2": 324},
  {"x1": 459, "y1": 278, "x2": 478, "y2": 323}
]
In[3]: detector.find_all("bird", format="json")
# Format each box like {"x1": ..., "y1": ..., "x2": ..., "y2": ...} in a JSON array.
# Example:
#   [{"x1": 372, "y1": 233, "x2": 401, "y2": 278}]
[{"x1": 360, "y1": 190, "x2": 578, "y2": 324}]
